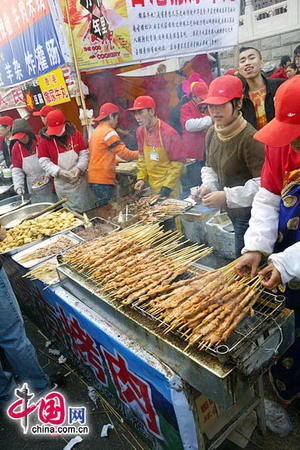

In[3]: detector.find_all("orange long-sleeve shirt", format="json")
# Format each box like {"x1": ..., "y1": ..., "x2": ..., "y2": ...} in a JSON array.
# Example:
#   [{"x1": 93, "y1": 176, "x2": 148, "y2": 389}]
[{"x1": 88, "y1": 122, "x2": 138, "y2": 185}]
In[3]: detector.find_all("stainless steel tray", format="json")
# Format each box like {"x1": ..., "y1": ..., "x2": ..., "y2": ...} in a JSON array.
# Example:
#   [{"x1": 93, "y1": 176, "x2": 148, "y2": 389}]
[
  {"x1": 69, "y1": 217, "x2": 120, "y2": 242},
  {"x1": 12, "y1": 232, "x2": 82, "y2": 269},
  {"x1": 0, "y1": 195, "x2": 31, "y2": 217},
  {"x1": 0, "y1": 203, "x2": 53, "y2": 228}
]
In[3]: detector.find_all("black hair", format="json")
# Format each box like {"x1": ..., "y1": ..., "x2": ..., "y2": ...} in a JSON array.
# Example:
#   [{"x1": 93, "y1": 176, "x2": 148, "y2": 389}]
[
  {"x1": 280, "y1": 55, "x2": 291, "y2": 67},
  {"x1": 293, "y1": 44, "x2": 300, "y2": 56},
  {"x1": 85, "y1": 93, "x2": 98, "y2": 104},
  {"x1": 239, "y1": 46, "x2": 262, "y2": 60},
  {"x1": 286, "y1": 62, "x2": 297, "y2": 70},
  {"x1": 230, "y1": 98, "x2": 242, "y2": 114},
  {"x1": 99, "y1": 112, "x2": 118, "y2": 122}
]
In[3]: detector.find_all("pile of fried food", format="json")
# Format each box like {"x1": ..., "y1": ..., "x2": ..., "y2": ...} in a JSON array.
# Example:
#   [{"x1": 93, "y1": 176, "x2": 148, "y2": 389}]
[
  {"x1": 19, "y1": 236, "x2": 76, "y2": 263},
  {"x1": 23, "y1": 258, "x2": 59, "y2": 286},
  {"x1": 0, "y1": 210, "x2": 81, "y2": 253},
  {"x1": 62, "y1": 224, "x2": 263, "y2": 350}
]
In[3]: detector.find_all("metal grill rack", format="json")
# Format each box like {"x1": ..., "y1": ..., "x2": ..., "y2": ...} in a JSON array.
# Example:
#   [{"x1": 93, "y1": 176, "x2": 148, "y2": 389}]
[{"x1": 132, "y1": 289, "x2": 285, "y2": 361}]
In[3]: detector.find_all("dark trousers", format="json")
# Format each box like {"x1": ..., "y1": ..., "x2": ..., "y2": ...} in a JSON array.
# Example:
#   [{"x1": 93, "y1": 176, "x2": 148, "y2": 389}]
[
  {"x1": 92, "y1": 184, "x2": 116, "y2": 207},
  {"x1": 228, "y1": 213, "x2": 251, "y2": 258}
]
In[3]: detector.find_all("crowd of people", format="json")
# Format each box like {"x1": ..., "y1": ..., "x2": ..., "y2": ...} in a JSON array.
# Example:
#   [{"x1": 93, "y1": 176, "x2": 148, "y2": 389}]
[{"x1": 0, "y1": 43, "x2": 300, "y2": 414}]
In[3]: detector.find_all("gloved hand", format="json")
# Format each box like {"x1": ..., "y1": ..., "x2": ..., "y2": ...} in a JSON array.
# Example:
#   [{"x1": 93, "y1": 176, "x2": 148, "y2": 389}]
[
  {"x1": 58, "y1": 170, "x2": 72, "y2": 182},
  {"x1": 16, "y1": 187, "x2": 24, "y2": 196},
  {"x1": 69, "y1": 168, "x2": 81, "y2": 184},
  {"x1": 159, "y1": 186, "x2": 172, "y2": 198}
]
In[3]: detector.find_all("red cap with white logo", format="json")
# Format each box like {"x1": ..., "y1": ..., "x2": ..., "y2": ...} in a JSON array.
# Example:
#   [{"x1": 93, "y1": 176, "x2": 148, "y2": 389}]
[
  {"x1": 200, "y1": 76, "x2": 243, "y2": 105},
  {"x1": 46, "y1": 110, "x2": 66, "y2": 136},
  {"x1": 254, "y1": 75, "x2": 300, "y2": 147},
  {"x1": 93, "y1": 103, "x2": 119, "y2": 121},
  {"x1": 127, "y1": 96, "x2": 156, "y2": 111}
]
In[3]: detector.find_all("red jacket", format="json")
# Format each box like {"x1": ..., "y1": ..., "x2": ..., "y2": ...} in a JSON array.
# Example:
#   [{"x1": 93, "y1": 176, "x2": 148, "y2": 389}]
[
  {"x1": 269, "y1": 67, "x2": 287, "y2": 79},
  {"x1": 180, "y1": 100, "x2": 208, "y2": 160},
  {"x1": 38, "y1": 129, "x2": 86, "y2": 165},
  {"x1": 136, "y1": 119, "x2": 186, "y2": 162},
  {"x1": 261, "y1": 144, "x2": 300, "y2": 194},
  {"x1": 11, "y1": 137, "x2": 40, "y2": 168}
]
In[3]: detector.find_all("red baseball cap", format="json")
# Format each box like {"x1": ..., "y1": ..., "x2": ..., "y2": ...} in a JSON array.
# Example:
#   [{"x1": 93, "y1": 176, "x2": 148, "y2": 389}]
[
  {"x1": 0, "y1": 116, "x2": 13, "y2": 127},
  {"x1": 33, "y1": 105, "x2": 55, "y2": 117},
  {"x1": 12, "y1": 132, "x2": 26, "y2": 140},
  {"x1": 127, "y1": 96, "x2": 156, "y2": 111},
  {"x1": 254, "y1": 75, "x2": 300, "y2": 147},
  {"x1": 46, "y1": 110, "x2": 66, "y2": 135},
  {"x1": 93, "y1": 103, "x2": 119, "y2": 122},
  {"x1": 200, "y1": 76, "x2": 243, "y2": 105},
  {"x1": 191, "y1": 81, "x2": 208, "y2": 100}
]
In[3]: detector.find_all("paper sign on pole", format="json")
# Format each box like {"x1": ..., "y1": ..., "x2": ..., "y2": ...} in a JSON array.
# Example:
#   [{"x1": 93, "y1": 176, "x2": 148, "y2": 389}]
[{"x1": 38, "y1": 68, "x2": 71, "y2": 105}]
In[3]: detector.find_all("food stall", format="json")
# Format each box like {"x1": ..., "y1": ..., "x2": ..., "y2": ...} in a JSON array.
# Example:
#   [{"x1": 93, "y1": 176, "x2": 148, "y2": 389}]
[{"x1": 0, "y1": 202, "x2": 295, "y2": 449}]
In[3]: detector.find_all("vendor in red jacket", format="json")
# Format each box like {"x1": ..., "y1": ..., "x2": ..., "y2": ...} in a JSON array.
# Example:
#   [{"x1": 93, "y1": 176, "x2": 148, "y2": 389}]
[
  {"x1": 129, "y1": 96, "x2": 186, "y2": 198},
  {"x1": 180, "y1": 80, "x2": 213, "y2": 187},
  {"x1": 38, "y1": 110, "x2": 96, "y2": 213},
  {"x1": 11, "y1": 119, "x2": 53, "y2": 203}
]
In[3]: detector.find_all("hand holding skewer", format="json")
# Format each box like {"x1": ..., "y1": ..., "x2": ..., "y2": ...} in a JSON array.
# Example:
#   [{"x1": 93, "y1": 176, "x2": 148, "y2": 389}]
[
  {"x1": 202, "y1": 191, "x2": 226, "y2": 208},
  {"x1": 259, "y1": 263, "x2": 282, "y2": 290},
  {"x1": 134, "y1": 180, "x2": 145, "y2": 191},
  {"x1": 235, "y1": 251, "x2": 263, "y2": 278}
]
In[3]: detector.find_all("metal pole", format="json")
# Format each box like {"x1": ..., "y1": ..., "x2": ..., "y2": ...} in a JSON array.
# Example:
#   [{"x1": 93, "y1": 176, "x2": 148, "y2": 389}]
[
  {"x1": 63, "y1": 0, "x2": 89, "y2": 139},
  {"x1": 216, "y1": 52, "x2": 221, "y2": 77}
]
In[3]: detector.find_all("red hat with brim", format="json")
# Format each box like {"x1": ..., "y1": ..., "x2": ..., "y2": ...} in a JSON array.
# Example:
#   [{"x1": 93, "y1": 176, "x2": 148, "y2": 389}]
[
  {"x1": 93, "y1": 103, "x2": 119, "y2": 122},
  {"x1": 0, "y1": 116, "x2": 13, "y2": 127},
  {"x1": 12, "y1": 132, "x2": 26, "y2": 140},
  {"x1": 127, "y1": 96, "x2": 155, "y2": 111},
  {"x1": 254, "y1": 75, "x2": 300, "y2": 147},
  {"x1": 191, "y1": 81, "x2": 208, "y2": 100},
  {"x1": 33, "y1": 105, "x2": 55, "y2": 117},
  {"x1": 254, "y1": 118, "x2": 300, "y2": 147},
  {"x1": 200, "y1": 75, "x2": 243, "y2": 105},
  {"x1": 46, "y1": 110, "x2": 66, "y2": 135}
]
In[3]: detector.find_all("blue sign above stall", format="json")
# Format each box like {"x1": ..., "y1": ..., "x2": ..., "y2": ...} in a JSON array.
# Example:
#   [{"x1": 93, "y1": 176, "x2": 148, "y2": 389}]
[{"x1": 0, "y1": 0, "x2": 65, "y2": 88}]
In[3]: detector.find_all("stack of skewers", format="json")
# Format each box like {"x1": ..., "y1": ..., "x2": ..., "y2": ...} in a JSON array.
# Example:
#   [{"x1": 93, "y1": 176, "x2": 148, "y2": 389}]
[
  {"x1": 63, "y1": 224, "x2": 212, "y2": 307},
  {"x1": 62, "y1": 224, "x2": 264, "y2": 351},
  {"x1": 146, "y1": 263, "x2": 263, "y2": 350}
]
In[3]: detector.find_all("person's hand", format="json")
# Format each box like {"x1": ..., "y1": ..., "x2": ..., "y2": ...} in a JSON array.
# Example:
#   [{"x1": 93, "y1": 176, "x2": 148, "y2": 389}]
[
  {"x1": 235, "y1": 251, "x2": 263, "y2": 278},
  {"x1": 43, "y1": 176, "x2": 50, "y2": 184},
  {"x1": 135, "y1": 180, "x2": 145, "y2": 191},
  {"x1": 58, "y1": 170, "x2": 72, "y2": 181},
  {"x1": 259, "y1": 263, "x2": 282, "y2": 290},
  {"x1": 0, "y1": 226, "x2": 6, "y2": 241},
  {"x1": 198, "y1": 185, "x2": 211, "y2": 199},
  {"x1": 202, "y1": 191, "x2": 226, "y2": 208},
  {"x1": 69, "y1": 168, "x2": 81, "y2": 184},
  {"x1": 16, "y1": 187, "x2": 24, "y2": 196}
]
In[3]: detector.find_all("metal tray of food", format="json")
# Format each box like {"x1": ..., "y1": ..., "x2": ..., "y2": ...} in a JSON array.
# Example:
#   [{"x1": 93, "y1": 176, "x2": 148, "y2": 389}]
[
  {"x1": 12, "y1": 232, "x2": 82, "y2": 269},
  {"x1": 0, "y1": 203, "x2": 53, "y2": 228},
  {"x1": 0, "y1": 208, "x2": 84, "y2": 256},
  {"x1": 69, "y1": 217, "x2": 120, "y2": 242},
  {"x1": 0, "y1": 195, "x2": 31, "y2": 217}
]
